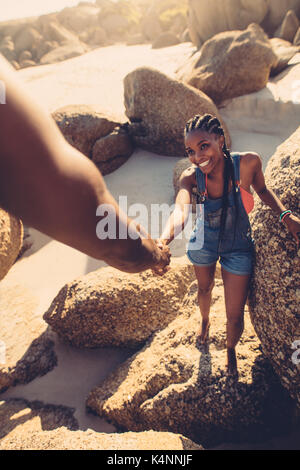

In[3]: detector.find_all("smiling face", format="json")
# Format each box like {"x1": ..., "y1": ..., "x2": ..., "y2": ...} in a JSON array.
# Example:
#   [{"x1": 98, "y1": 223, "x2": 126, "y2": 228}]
[{"x1": 185, "y1": 129, "x2": 225, "y2": 176}]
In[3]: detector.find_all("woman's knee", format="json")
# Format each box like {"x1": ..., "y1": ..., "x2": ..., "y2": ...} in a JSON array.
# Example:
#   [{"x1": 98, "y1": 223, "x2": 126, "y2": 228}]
[{"x1": 197, "y1": 280, "x2": 215, "y2": 296}]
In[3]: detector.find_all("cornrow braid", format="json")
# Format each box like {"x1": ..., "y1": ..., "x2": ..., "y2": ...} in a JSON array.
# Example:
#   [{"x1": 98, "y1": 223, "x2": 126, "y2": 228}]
[{"x1": 185, "y1": 114, "x2": 239, "y2": 252}]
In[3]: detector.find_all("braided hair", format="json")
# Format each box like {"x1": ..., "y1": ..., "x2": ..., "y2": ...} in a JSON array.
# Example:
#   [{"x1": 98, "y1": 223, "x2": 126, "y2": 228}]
[{"x1": 184, "y1": 114, "x2": 239, "y2": 252}]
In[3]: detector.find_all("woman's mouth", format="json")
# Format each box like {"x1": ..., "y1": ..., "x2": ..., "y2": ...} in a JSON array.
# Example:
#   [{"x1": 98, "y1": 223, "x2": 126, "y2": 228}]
[{"x1": 198, "y1": 159, "x2": 210, "y2": 168}]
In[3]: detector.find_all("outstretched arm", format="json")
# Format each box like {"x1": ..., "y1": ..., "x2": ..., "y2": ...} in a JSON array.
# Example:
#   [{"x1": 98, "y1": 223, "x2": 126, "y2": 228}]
[
  {"x1": 158, "y1": 169, "x2": 193, "y2": 246},
  {"x1": 251, "y1": 153, "x2": 300, "y2": 247},
  {"x1": 0, "y1": 55, "x2": 170, "y2": 273}
]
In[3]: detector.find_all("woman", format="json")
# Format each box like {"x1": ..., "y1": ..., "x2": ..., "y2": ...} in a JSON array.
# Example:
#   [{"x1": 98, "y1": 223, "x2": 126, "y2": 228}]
[{"x1": 154, "y1": 114, "x2": 300, "y2": 374}]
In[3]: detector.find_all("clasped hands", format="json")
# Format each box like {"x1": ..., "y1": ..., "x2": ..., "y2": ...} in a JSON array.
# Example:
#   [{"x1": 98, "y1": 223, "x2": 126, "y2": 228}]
[{"x1": 151, "y1": 239, "x2": 172, "y2": 276}]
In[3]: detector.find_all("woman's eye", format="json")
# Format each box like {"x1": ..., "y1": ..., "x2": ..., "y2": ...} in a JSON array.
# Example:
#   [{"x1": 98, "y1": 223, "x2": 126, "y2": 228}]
[
  {"x1": 201, "y1": 144, "x2": 208, "y2": 150},
  {"x1": 187, "y1": 150, "x2": 194, "y2": 156}
]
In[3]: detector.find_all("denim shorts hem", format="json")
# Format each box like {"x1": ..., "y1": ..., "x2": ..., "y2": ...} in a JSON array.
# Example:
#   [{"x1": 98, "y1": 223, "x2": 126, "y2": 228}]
[
  {"x1": 220, "y1": 262, "x2": 252, "y2": 276},
  {"x1": 186, "y1": 251, "x2": 216, "y2": 267}
]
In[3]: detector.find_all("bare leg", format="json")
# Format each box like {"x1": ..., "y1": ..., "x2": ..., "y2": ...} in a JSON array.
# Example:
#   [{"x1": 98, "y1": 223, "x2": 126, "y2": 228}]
[
  {"x1": 221, "y1": 267, "x2": 251, "y2": 374},
  {"x1": 194, "y1": 264, "x2": 216, "y2": 344}
]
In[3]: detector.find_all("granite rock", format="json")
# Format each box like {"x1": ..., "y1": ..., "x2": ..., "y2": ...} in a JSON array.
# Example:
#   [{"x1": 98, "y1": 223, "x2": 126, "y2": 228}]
[
  {"x1": 124, "y1": 67, "x2": 231, "y2": 156},
  {"x1": 177, "y1": 24, "x2": 277, "y2": 104},
  {"x1": 87, "y1": 280, "x2": 295, "y2": 446},
  {"x1": 248, "y1": 126, "x2": 300, "y2": 407},
  {"x1": 43, "y1": 258, "x2": 195, "y2": 348}
]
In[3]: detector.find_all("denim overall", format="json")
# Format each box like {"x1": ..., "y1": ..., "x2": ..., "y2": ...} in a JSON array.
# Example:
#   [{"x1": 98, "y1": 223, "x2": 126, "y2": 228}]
[{"x1": 186, "y1": 153, "x2": 255, "y2": 275}]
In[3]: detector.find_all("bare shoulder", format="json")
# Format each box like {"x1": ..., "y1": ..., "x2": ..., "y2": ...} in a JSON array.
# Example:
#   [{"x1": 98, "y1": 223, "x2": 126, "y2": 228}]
[
  {"x1": 239, "y1": 152, "x2": 262, "y2": 179},
  {"x1": 179, "y1": 165, "x2": 196, "y2": 187}
]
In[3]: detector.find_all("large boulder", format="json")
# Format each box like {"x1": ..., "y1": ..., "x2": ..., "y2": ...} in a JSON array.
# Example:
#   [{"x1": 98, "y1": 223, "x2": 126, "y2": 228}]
[
  {"x1": 0, "y1": 399, "x2": 78, "y2": 446},
  {"x1": 187, "y1": 0, "x2": 300, "y2": 47},
  {"x1": 124, "y1": 67, "x2": 231, "y2": 156},
  {"x1": 0, "y1": 399, "x2": 202, "y2": 450},
  {"x1": 39, "y1": 42, "x2": 87, "y2": 65},
  {"x1": 187, "y1": 0, "x2": 269, "y2": 48},
  {"x1": 100, "y1": 14, "x2": 130, "y2": 36},
  {"x1": 177, "y1": 24, "x2": 277, "y2": 104},
  {"x1": 13, "y1": 26, "x2": 43, "y2": 55},
  {"x1": 275, "y1": 9, "x2": 300, "y2": 43},
  {"x1": 57, "y1": 4, "x2": 101, "y2": 34},
  {"x1": 294, "y1": 27, "x2": 300, "y2": 45},
  {"x1": 141, "y1": 12, "x2": 163, "y2": 41},
  {"x1": 261, "y1": 0, "x2": 300, "y2": 36},
  {"x1": 35, "y1": 40, "x2": 59, "y2": 62},
  {"x1": 38, "y1": 20, "x2": 80, "y2": 45},
  {"x1": 0, "y1": 36, "x2": 16, "y2": 62},
  {"x1": 97, "y1": 1, "x2": 141, "y2": 38},
  {"x1": 52, "y1": 105, "x2": 121, "y2": 160},
  {"x1": 87, "y1": 279, "x2": 295, "y2": 447},
  {"x1": 0, "y1": 275, "x2": 57, "y2": 393},
  {"x1": 85, "y1": 26, "x2": 107, "y2": 46},
  {"x1": 270, "y1": 37, "x2": 300, "y2": 76},
  {"x1": 0, "y1": 18, "x2": 38, "y2": 42},
  {"x1": 92, "y1": 126, "x2": 134, "y2": 175},
  {"x1": 19, "y1": 59, "x2": 36, "y2": 69},
  {"x1": 248, "y1": 127, "x2": 300, "y2": 408},
  {"x1": 43, "y1": 258, "x2": 195, "y2": 348},
  {"x1": 0, "y1": 209, "x2": 23, "y2": 281},
  {"x1": 152, "y1": 32, "x2": 180, "y2": 49}
]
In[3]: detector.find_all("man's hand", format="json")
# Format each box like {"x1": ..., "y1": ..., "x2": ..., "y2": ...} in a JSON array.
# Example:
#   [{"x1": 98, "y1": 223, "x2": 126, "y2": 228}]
[{"x1": 151, "y1": 239, "x2": 171, "y2": 276}]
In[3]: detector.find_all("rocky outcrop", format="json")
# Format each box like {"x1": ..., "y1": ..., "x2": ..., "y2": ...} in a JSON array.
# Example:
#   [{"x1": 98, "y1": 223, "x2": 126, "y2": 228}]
[
  {"x1": 52, "y1": 105, "x2": 131, "y2": 174},
  {"x1": 92, "y1": 126, "x2": 134, "y2": 175},
  {"x1": 0, "y1": 1, "x2": 189, "y2": 69},
  {"x1": 0, "y1": 209, "x2": 23, "y2": 281},
  {"x1": 0, "y1": 36, "x2": 17, "y2": 62},
  {"x1": 37, "y1": 19, "x2": 80, "y2": 45},
  {"x1": 294, "y1": 27, "x2": 300, "y2": 45},
  {"x1": 0, "y1": 399, "x2": 202, "y2": 450},
  {"x1": 248, "y1": 127, "x2": 300, "y2": 408},
  {"x1": 52, "y1": 105, "x2": 120, "y2": 154},
  {"x1": 1, "y1": 428, "x2": 203, "y2": 450},
  {"x1": 188, "y1": 0, "x2": 300, "y2": 48},
  {"x1": 276, "y1": 9, "x2": 300, "y2": 43},
  {"x1": 141, "y1": 1, "x2": 188, "y2": 42},
  {"x1": 270, "y1": 38, "x2": 300, "y2": 76},
  {"x1": 262, "y1": 1, "x2": 300, "y2": 36},
  {"x1": 39, "y1": 42, "x2": 88, "y2": 65},
  {"x1": 0, "y1": 277, "x2": 57, "y2": 393},
  {"x1": 152, "y1": 32, "x2": 180, "y2": 49},
  {"x1": 0, "y1": 399, "x2": 78, "y2": 438},
  {"x1": 124, "y1": 67, "x2": 231, "y2": 156},
  {"x1": 177, "y1": 24, "x2": 277, "y2": 105},
  {"x1": 57, "y1": 4, "x2": 101, "y2": 34},
  {"x1": 43, "y1": 258, "x2": 195, "y2": 348},
  {"x1": 87, "y1": 279, "x2": 295, "y2": 446},
  {"x1": 13, "y1": 26, "x2": 42, "y2": 56},
  {"x1": 187, "y1": 0, "x2": 269, "y2": 49}
]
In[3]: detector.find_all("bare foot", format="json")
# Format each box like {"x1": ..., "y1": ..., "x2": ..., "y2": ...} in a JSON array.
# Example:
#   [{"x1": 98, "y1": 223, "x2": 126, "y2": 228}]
[
  {"x1": 226, "y1": 348, "x2": 238, "y2": 377},
  {"x1": 198, "y1": 319, "x2": 210, "y2": 344}
]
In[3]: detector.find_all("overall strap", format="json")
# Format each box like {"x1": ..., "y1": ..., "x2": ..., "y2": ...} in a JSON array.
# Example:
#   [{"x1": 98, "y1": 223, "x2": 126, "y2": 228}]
[
  {"x1": 195, "y1": 167, "x2": 208, "y2": 203},
  {"x1": 231, "y1": 152, "x2": 240, "y2": 189}
]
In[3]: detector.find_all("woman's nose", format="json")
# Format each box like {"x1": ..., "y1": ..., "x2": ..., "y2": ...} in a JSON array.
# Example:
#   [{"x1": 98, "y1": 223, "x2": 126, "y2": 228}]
[{"x1": 192, "y1": 153, "x2": 201, "y2": 164}]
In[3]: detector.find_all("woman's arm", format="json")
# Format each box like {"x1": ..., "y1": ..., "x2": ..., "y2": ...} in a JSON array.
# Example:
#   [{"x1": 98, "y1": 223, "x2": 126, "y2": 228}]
[
  {"x1": 158, "y1": 168, "x2": 193, "y2": 246},
  {"x1": 0, "y1": 55, "x2": 170, "y2": 273},
  {"x1": 251, "y1": 154, "x2": 300, "y2": 247}
]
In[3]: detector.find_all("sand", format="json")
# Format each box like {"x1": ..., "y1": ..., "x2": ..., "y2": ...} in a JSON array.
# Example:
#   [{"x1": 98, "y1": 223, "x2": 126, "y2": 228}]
[{"x1": 0, "y1": 43, "x2": 299, "y2": 449}]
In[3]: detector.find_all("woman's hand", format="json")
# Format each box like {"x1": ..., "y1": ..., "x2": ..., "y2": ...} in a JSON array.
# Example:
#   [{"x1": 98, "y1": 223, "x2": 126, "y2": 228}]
[
  {"x1": 284, "y1": 214, "x2": 300, "y2": 248},
  {"x1": 151, "y1": 239, "x2": 171, "y2": 276}
]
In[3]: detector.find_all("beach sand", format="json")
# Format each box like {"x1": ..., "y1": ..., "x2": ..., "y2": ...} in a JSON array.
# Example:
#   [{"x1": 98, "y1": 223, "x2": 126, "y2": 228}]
[{"x1": 1, "y1": 43, "x2": 299, "y2": 449}]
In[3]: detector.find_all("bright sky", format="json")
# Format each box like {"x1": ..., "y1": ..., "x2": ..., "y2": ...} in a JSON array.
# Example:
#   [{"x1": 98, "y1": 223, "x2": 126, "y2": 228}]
[{"x1": 0, "y1": 0, "x2": 95, "y2": 22}]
